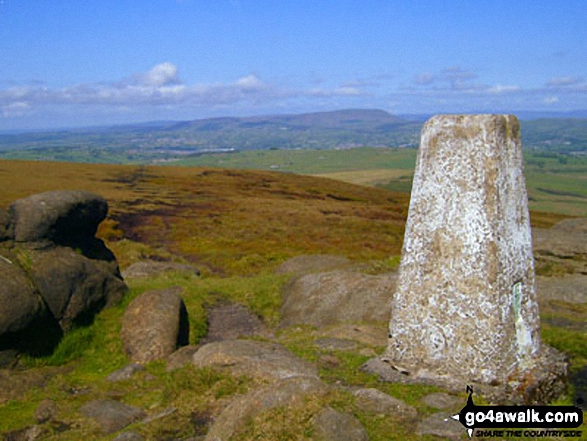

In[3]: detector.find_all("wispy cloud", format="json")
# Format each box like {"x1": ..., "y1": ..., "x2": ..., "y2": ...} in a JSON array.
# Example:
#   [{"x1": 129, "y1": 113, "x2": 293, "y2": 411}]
[
  {"x1": 487, "y1": 84, "x2": 521, "y2": 94},
  {"x1": 0, "y1": 63, "x2": 374, "y2": 124},
  {"x1": 412, "y1": 67, "x2": 482, "y2": 91},
  {"x1": 0, "y1": 63, "x2": 278, "y2": 116},
  {"x1": 2, "y1": 62, "x2": 586, "y2": 126},
  {"x1": 1, "y1": 102, "x2": 31, "y2": 118},
  {"x1": 546, "y1": 76, "x2": 583, "y2": 87}
]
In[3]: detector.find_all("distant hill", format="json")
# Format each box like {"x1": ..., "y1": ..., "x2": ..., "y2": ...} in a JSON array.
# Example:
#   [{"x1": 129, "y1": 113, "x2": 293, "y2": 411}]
[{"x1": 0, "y1": 109, "x2": 586, "y2": 163}]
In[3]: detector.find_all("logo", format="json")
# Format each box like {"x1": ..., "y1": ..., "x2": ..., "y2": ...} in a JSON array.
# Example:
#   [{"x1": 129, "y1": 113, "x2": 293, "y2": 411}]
[{"x1": 448, "y1": 386, "x2": 583, "y2": 438}]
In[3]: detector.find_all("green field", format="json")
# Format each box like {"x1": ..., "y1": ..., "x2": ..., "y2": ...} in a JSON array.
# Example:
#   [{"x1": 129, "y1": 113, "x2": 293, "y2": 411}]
[
  {"x1": 169, "y1": 147, "x2": 417, "y2": 174},
  {"x1": 167, "y1": 147, "x2": 587, "y2": 217}
]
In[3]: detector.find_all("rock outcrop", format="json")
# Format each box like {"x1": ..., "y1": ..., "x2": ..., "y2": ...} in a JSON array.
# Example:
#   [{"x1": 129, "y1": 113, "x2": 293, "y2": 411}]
[
  {"x1": 274, "y1": 254, "x2": 352, "y2": 275},
  {"x1": 280, "y1": 269, "x2": 396, "y2": 328},
  {"x1": 10, "y1": 190, "x2": 108, "y2": 244},
  {"x1": 0, "y1": 190, "x2": 127, "y2": 356},
  {"x1": 121, "y1": 287, "x2": 189, "y2": 364},
  {"x1": 205, "y1": 377, "x2": 328, "y2": 441},
  {"x1": 192, "y1": 340, "x2": 318, "y2": 381}
]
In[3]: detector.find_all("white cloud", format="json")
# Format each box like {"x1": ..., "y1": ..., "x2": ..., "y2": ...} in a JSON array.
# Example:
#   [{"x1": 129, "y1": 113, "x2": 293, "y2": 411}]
[
  {"x1": 235, "y1": 74, "x2": 264, "y2": 90},
  {"x1": 0, "y1": 64, "x2": 279, "y2": 115},
  {"x1": 306, "y1": 86, "x2": 363, "y2": 97},
  {"x1": 2, "y1": 101, "x2": 31, "y2": 118},
  {"x1": 139, "y1": 62, "x2": 180, "y2": 87},
  {"x1": 487, "y1": 84, "x2": 521, "y2": 94},
  {"x1": 543, "y1": 96, "x2": 560, "y2": 104}
]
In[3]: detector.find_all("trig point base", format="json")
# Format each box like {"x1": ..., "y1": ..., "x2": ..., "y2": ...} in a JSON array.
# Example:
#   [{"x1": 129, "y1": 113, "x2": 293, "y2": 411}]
[{"x1": 375, "y1": 115, "x2": 566, "y2": 403}]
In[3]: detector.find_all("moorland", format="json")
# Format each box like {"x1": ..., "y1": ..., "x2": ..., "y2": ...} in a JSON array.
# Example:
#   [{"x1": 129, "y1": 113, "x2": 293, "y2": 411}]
[{"x1": 0, "y1": 110, "x2": 585, "y2": 439}]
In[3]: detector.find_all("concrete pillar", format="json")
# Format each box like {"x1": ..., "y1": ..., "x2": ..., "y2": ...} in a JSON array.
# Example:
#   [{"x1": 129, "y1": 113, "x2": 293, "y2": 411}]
[{"x1": 385, "y1": 115, "x2": 542, "y2": 385}]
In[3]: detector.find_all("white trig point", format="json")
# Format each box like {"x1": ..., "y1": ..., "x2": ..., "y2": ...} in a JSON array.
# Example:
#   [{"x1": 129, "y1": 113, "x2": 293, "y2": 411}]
[{"x1": 385, "y1": 115, "x2": 547, "y2": 390}]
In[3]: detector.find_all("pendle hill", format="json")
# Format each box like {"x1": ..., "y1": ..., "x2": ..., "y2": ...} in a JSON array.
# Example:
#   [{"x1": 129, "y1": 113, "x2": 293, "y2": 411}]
[{"x1": 1, "y1": 109, "x2": 587, "y2": 164}]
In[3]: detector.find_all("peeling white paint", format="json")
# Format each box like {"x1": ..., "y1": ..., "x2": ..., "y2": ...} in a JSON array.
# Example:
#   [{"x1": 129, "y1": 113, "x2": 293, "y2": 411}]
[{"x1": 386, "y1": 115, "x2": 541, "y2": 385}]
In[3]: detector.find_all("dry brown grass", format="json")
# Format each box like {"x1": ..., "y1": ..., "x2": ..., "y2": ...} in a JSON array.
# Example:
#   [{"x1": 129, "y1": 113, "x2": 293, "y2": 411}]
[{"x1": 0, "y1": 160, "x2": 410, "y2": 275}]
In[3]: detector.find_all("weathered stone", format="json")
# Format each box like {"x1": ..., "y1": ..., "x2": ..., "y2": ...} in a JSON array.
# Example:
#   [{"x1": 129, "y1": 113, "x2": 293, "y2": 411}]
[
  {"x1": 416, "y1": 411, "x2": 465, "y2": 440},
  {"x1": 385, "y1": 115, "x2": 553, "y2": 393},
  {"x1": 552, "y1": 217, "x2": 587, "y2": 234},
  {"x1": 10, "y1": 190, "x2": 107, "y2": 243},
  {"x1": 537, "y1": 275, "x2": 587, "y2": 305},
  {"x1": 121, "y1": 287, "x2": 189, "y2": 364},
  {"x1": 2, "y1": 425, "x2": 47, "y2": 441},
  {"x1": 352, "y1": 387, "x2": 417, "y2": 418},
  {"x1": 280, "y1": 270, "x2": 396, "y2": 328},
  {"x1": 106, "y1": 363, "x2": 145, "y2": 382},
  {"x1": 312, "y1": 407, "x2": 368, "y2": 441},
  {"x1": 192, "y1": 340, "x2": 318, "y2": 381},
  {"x1": 0, "y1": 208, "x2": 13, "y2": 241},
  {"x1": 121, "y1": 260, "x2": 200, "y2": 279},
  {"x1": 274, "y1": 254, "x2": 352, "y2": 275},
  {"x1": 34, "y1": 399, "x2": 58, "y2": 424},
  {"x1": 80, "y1": 399, "x2": 146, "y2": 434},
  {"x1": 201, "y1": 302, "x2": 273, "y2": 344},
  {"x1": 205, "y1": 377, "x2": 328, "y2": 441},
  {"x1": 421, "y1": 392, "x2": 462, "y2": 410},
  {"x1": 0, "y1": 259, "x2": 44, "y2": 335},
  {"x1": 28, "y1": 246, "x2": 127, "y2": 330},
  {"x1": 166, "y1": 345, "x2": 200, "y2": 372}
]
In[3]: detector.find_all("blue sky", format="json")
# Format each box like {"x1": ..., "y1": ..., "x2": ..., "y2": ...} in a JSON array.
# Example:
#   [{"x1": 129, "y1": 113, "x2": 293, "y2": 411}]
[{"x1": 0, "y1": 0, "x2": 586, "y2": 129}]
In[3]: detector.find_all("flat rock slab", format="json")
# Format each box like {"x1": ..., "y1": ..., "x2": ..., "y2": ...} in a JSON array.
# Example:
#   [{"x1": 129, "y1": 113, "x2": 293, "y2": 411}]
[
  {"x1": 537, "y1": 274, "x2": 587, "y2": 304},
  {"x1": 274, "y1": 254, "x2": 352, "y2": 275},
  {"x1": 80, "y1": 399, "x2": 146, "y2": 434},
  {"x1": 312, "y1": 407, "x2": 369, "y2": 441},
  {"x1": 106, "y1": 363, "x2": 145, "y2": 382},
  {"x1": 205, "y1": 377, "x2": 327, "y2": 441},
  {"x1": 280, "y1": 270, "x2": 396, "y2": 329},
  {"x1": 121, "y1": 261, "x2": 200, "y2": 279},
  {"x1": 416, "y1": 411, "x2": 465, "y2": 440},
  {"x1": 201, "y1": 302, "x2": 273, "y2": 343},
  {"x1": 352, "y1": 387, "x2": 417, "y2": 418},
  {"x1": 421, "y1": 392, "x2": 462, "y2": 410},
  {"x1": 192, "y1": 340, "x2": 318, "y2": 381}
]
